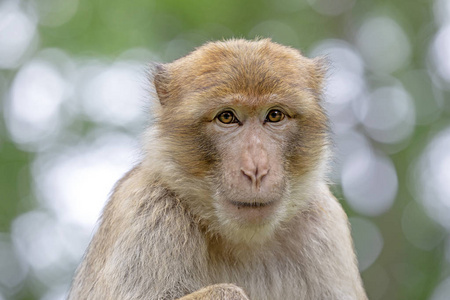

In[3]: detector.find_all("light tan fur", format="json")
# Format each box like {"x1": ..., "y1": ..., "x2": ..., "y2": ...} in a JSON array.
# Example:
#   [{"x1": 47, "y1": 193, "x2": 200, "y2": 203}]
[{"x1": 68, "y1": 39, "x2": 367, "y2": 300}]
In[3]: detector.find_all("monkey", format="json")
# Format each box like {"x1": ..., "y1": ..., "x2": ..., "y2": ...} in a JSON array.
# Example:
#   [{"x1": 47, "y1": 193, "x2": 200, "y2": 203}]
[{"x1": 68, "y1": 39, "x2": 367, "y2": 300}]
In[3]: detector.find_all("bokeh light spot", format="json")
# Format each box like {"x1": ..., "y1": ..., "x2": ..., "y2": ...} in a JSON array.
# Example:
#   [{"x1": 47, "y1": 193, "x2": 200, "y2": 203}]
[
  {"x1": 79, "y1": 62, "x2": 146, "y2": 127},
  {"x1": 430, "y1": 277, "x2": 450, "y2": 300},
  {"x1": 0, "y1": 1, "x2": 37, "y2": 69},
  {"x1": 34, "y1": 0, "x2": 79, "y2": 27},
  {"x1": 350, "y1": 217, "x2": 384, "y2": 271},
  {"x1": 5, "y1": 59, "x2": 66, "y2": 149},
  {"x1": 33, "y1": 132, "x2": 138, "y2": 229},
  {"x1": 354, "y1": 86, "x2": 416, "y2": 144},
  {"x1": 356, "y1": 16, "x2": 411, "y2": 74},
  {"x1": 0, "y1": 234, "x2": 27, "y2": 292},
  {"x1": 431, "y1": 24, "x2": 450, "y2": 84},
  {"x1": 415, "y1": 126, "x2": 450, "y2": 230},
  {"x1": 342, "y1": 150, "x2": 398, "y2": 216}
]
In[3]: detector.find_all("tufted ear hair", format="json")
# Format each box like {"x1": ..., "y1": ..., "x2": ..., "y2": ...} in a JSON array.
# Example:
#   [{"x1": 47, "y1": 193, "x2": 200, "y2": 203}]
[
  {"x1": 314, "y1": 56, "x2": 328, "y2": 82},
  {"x1": 311, "y1": 56, "x2": 329, "y2": 93},
  {"x1": 152, "y1": 63, "x2": 171, "y2": 105}
]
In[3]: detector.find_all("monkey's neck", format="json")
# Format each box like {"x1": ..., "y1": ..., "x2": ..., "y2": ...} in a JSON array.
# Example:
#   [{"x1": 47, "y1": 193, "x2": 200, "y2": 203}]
[{"x1": 204, "y1": 205, "x2": 320, "y2": 263}]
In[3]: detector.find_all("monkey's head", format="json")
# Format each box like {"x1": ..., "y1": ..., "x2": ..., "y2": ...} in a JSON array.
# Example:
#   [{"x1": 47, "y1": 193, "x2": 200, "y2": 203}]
[{"x1": 147, "y1": 39, "x2": 329, "y2": 244}]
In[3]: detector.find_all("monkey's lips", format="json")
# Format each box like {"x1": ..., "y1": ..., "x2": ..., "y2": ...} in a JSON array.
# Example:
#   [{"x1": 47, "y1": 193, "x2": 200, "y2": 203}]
[
  {"x1": 223, "y1": 198, "x2": 279, "y2": 223},
  {"x1": 229, "y1": 200, "x2": 275, "y2": 208}
]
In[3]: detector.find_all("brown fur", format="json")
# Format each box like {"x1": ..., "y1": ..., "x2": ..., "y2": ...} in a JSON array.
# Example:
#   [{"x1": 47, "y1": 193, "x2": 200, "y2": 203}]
[{"x1": 68, "y1": 39, "x2": 367, "y2": 300}]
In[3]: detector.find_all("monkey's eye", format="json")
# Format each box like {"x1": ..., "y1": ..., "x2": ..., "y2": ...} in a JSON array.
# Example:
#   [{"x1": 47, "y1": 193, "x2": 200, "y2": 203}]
[
  {"x1": 266, "y1": 109, "x2": 285, "y2": 123},
  {"x1": 217, "y1": 111, "x2": 239, "y2": 124}
]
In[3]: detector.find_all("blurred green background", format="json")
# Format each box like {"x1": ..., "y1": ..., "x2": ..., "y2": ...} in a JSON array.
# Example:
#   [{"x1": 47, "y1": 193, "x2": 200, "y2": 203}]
[{"x1": 1, "y1": 0, "x2": 450, "y2": 299}]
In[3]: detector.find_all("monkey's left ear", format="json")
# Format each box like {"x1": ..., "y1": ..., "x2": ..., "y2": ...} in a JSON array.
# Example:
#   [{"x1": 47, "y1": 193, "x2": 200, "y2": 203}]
[
  {"x1": 152, "y1": 63, "x2": 171, "y2": 105},
  {"x1": 312, "y1": 56, "x2": 328, "y2": 92}
]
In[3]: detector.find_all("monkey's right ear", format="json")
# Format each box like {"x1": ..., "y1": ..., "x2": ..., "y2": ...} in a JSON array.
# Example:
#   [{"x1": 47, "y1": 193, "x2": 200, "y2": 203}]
[{"x1": 152, "y1": 63, "x2": 171, "y2": 105}]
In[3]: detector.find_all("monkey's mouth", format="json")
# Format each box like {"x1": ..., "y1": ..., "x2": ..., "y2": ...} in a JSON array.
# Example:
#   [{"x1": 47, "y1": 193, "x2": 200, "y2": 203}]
[
  {"x1": 228, "y1": 200, "x2": 275, "y2": 208},
  {"x1": 222, "y1": 198, "x2": 279, "y2": 224}
]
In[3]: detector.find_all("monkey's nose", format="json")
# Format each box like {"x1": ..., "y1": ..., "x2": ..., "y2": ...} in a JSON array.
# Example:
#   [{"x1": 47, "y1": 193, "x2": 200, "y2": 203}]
[{"x1": 241, "y1": 166, "x2": 269, "y2": 190}]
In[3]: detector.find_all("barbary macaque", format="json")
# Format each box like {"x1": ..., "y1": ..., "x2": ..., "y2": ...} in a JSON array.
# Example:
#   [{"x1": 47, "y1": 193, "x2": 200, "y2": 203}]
[{"x1": 68, "y1": 39, "x2": 367, "y2": 300}]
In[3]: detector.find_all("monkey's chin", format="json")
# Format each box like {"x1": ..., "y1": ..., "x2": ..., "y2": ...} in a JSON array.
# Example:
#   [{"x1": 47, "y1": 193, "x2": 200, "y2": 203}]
[{"x1": 215, "y1": 199, "x2": 281, "y2": 244}]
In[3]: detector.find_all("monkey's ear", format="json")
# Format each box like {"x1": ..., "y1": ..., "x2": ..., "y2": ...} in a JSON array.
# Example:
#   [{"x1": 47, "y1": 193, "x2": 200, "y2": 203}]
[
  {"x1": 152, "y1": 63, "x2": 170, "y2": 105},
  {"x1": 312, "y1": 56, "x2": 328, "y2": 92}
]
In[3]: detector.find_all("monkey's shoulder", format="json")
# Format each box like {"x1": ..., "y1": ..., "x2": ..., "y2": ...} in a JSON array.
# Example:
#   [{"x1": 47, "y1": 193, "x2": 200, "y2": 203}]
[
  {"x1": 105, "y1": 166, "x2": 182, "y2": 212},
  {"x1": 87, "y1": 165, "x2": 205, "y2": 266}
]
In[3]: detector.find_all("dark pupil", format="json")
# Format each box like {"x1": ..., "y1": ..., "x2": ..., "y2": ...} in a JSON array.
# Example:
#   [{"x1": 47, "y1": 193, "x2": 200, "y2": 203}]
[
  {"x1": 220, "y1": 112, "x2": 234, "y2": 123},
  {"x1": 271, "y1": 111, "x2": 279, "y2": 119}
]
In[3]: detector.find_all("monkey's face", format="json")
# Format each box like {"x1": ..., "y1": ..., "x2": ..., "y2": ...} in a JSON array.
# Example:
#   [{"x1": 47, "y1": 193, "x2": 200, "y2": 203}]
[
  {"x1": 203, "y1": 92, "x2": 328, "y2": 243},
  {"x1": 156, "y1": 91, "x2": 328, "y2": 244},
  {"x1": 153, "y1": 39, "x2": 329, "y2": 244},
  {"x1": 207, "y1": 98, "x2": 293, "y2": 223}
]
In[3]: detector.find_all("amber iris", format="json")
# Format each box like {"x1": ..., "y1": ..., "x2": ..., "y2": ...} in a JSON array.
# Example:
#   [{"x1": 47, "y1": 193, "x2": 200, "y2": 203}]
[
  {"x1": 218, "y1": 111, "x2": 238, "y2": 124},
  {"x1": 266, "y1": 110, "x2": 285, "y2": 122}
]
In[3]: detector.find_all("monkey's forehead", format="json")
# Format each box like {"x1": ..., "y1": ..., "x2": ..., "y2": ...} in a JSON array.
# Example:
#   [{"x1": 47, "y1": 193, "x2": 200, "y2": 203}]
[
  {"x1": 167, "y1": 39, "x2": 321, "y2": 92},
  {"x1": 186, "y1": 38, "x2": 308, "y2": 66}
]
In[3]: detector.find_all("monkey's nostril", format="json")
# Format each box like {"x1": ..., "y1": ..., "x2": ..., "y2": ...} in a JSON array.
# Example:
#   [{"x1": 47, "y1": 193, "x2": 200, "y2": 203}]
[
  {"x1": 241, "y1": 167, "x2": 270, "y2": 189},
  {"x1": 241, "y1": 169, "x2": 255, "y2": 184},
  {"x1": 258, "y1": 168, "x2": 269, "y2": 180}
]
